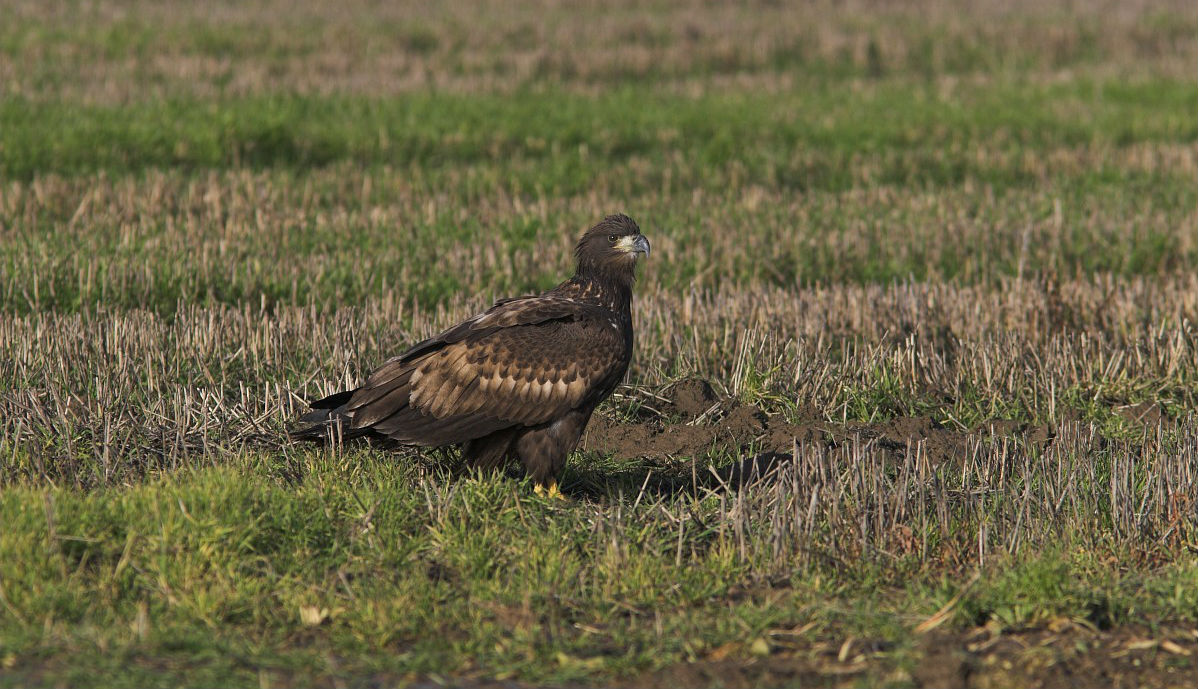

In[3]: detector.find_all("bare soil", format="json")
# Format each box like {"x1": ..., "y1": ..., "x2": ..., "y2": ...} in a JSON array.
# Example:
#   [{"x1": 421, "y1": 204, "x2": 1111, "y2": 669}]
[
  {"x1": 583, "y1": 377, "x2": 1011, "y2": 469},
  {"x1": 627, "y1": 624, "x2": 1197, "y2": 689}
]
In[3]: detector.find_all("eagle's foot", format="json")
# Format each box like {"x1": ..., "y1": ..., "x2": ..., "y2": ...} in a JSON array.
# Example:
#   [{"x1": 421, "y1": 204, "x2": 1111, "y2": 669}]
[{"x1": 534, "y1": 481, "x2": 565, "y2": 500}]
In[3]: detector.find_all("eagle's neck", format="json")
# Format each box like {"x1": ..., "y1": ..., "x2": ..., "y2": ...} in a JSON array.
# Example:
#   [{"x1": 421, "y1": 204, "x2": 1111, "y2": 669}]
[{"x1": 555, "y1": 274, "x2": 633, "y2": 315}]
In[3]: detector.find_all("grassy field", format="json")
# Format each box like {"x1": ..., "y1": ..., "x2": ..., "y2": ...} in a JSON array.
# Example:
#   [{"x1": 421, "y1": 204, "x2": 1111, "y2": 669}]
[{"x1": 2, "y1": 0, "x2": 1197, "y2": 686}]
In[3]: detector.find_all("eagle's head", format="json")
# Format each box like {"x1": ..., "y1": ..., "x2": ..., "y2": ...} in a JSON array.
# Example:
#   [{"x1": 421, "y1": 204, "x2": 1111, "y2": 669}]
[{"x1": 574, "y1": 214, "x2": 650, "y2": 282}]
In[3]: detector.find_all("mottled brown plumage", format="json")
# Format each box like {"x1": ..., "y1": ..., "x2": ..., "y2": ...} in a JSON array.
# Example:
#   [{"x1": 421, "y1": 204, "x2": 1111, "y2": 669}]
[{"x1": 290, "y1": 214, "x2": 649, "y2": 488}]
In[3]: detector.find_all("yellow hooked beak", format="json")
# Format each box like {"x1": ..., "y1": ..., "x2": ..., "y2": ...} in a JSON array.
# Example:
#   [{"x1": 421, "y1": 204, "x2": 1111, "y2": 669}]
[{"x1": 616, "y1": 234, "x2": 651, "y2": 257}]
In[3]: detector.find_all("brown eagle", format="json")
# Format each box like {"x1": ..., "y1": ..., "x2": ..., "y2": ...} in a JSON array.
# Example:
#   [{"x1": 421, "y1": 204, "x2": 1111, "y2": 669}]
[{"x1": 291, "y1": 214, "x2": 649, "y2": 496}]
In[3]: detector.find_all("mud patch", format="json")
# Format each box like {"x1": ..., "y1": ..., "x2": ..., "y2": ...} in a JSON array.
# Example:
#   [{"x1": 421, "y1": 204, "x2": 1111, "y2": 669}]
[
  {"x1": 580, "y1": 378, "x2": 766, "y2": 460},
  {"x1": 585, "y1": 380, "x2": 976, "y2": 468},
  {"x1": 624, "y1": 624, "x2": 1198, "y2": 689},
  {"x1": 582, "y1": 407, "x2": 765, "y2": 461}
]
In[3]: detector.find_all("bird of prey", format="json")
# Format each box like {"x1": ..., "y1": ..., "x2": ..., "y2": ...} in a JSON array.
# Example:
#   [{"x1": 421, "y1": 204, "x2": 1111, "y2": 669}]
[{"x1": 291, "y1": 214, "x2": 650, "y2": 497}]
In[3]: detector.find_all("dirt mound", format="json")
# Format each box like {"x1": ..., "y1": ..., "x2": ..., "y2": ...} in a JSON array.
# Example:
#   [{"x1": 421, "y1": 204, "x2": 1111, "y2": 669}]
[
  {"x1": 662, "y1": 377, "x2": 720, "y2": 419},
  {"x1": 585, "y1": 379, "x2": 1055, "y2": 468},
  {"x1": 582, "y1": 378, "x2": 768, "y2": 460},
  {"x1": 582, "y1": 403, "x2": 766, "y2": 461}
]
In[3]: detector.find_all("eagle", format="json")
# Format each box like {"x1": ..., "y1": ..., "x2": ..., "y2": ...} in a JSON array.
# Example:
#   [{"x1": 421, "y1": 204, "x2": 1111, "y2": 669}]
[{"x1": 290, "y1": 214, "x2": 650, "y2": 497}]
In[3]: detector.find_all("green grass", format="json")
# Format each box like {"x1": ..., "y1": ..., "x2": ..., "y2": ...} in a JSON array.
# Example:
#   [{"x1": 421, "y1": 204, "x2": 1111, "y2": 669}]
[
  {"x1": 3, "y1": 451, "x2": 1195, "y2": 686},
  {"x1": 3, "y1": 81, "x2": 1194, "y2": 183}
]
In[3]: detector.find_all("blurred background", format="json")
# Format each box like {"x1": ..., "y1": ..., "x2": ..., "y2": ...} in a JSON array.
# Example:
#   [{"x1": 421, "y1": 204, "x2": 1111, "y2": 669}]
[{"x1": 1, "y1": 0, "x2": 1193, "y2": 312}]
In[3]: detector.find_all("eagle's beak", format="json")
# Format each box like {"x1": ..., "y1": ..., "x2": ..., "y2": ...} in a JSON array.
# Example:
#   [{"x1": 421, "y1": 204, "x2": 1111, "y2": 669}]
[{"x1": 618, "y1": 234, "x2": 651, "y2": 258}]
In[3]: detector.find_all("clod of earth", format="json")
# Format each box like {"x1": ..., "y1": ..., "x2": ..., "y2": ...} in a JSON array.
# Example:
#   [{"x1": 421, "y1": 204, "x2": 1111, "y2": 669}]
[{"x1": 584, "y1": 378, "x2": 1053, "y2": 470}]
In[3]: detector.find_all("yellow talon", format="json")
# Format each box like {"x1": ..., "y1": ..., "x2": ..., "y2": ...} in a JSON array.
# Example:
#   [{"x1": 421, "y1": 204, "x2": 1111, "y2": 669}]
[{"x1": 534, "y1": 481, "x2": 565, "y2": 500}]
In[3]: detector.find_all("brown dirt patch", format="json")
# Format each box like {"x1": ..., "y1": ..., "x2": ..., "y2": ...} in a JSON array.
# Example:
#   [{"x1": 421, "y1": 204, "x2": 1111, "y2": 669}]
[
  {"x1": 913, "y1": 624, "x2": 1198, "y2": 689},
  {"x1": 661, "y1": 377, "x2": 720, "y2": 419},
  {"x1": 581, "y1": 378, "x2": 769, "y2": 461},
  {"x1": 624, "y1": 624, "x2": 1198, "y2": 689},
  {"x1": 584, "y1": 379, "x2": 981, "y2": 468}
]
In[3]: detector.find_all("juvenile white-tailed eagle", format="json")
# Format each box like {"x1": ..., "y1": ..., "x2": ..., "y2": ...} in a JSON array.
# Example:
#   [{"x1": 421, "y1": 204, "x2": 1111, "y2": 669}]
[{"x1": 291, "y1": 214, "x2": 649, "y2": 495}]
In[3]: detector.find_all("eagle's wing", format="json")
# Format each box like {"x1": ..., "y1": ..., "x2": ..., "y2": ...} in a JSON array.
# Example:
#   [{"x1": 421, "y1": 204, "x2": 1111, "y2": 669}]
[{"x1": 340, "y1": 296, "x2": 627, "y2": 445}]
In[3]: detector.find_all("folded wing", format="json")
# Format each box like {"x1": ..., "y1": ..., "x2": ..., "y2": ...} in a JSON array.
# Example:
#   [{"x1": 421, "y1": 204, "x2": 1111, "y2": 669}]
[{"x1": 334, "y1": 296, "x2": 626, "y2": 445}]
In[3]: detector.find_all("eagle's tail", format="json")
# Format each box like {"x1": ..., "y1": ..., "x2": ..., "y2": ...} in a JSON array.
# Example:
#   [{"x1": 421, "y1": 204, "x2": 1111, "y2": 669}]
[{"x1": 288, "y1": 390, "x2": 372, "y2": 442}]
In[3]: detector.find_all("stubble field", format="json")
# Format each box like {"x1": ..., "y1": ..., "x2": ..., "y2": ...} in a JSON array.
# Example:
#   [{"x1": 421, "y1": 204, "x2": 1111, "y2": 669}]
[{"x1": 1, "y1": 1, "x2": 1197, "y2": 686}]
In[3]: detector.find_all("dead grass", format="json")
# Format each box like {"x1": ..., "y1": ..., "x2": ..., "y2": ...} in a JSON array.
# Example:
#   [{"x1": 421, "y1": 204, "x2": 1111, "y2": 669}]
[
  {"x1": 2, "y1": 0, "x2": 1194, "y2": 102},
  {"x1": 3, "y1": 272, "x2": 1194, "y2": 487},
  {"x1": 2, "y1": 153, "x2": 1194, "y2": 311}
]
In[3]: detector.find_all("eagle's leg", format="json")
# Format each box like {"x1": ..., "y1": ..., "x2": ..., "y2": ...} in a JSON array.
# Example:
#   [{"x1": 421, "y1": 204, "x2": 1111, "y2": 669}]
[
  {"x1": 516, "y1": 410, "x2": 591, "y2": 497},
  {"x1": 462, "y1": 428, "x2": 518, "y2": 473}
]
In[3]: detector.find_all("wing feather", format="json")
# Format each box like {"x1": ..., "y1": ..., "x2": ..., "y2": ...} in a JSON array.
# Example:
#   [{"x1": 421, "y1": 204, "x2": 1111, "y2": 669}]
[
  {"x1": 339, "y1": 295, "x2": 628, "y2": 446},
  {"x1": 350, "y1": 385, "x2": 411, "y2": 428},
  {"x1": 348, "y1": 364, "x2": 415, "y2": 410}
]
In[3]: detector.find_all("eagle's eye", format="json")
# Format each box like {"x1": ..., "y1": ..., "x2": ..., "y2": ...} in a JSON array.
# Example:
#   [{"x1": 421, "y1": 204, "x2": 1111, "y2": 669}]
[{"x1": 608, "y1": 234, "x2": 618, "y2": 242}]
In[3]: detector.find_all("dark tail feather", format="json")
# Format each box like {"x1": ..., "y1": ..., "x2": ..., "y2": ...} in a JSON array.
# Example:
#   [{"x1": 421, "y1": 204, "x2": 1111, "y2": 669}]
[
  {"x1": 289, "y1": 389, "x2": 371, "y2": 442},
  {"x1": 312, "y1": 389, "x2": 355, "y2": 411}
]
